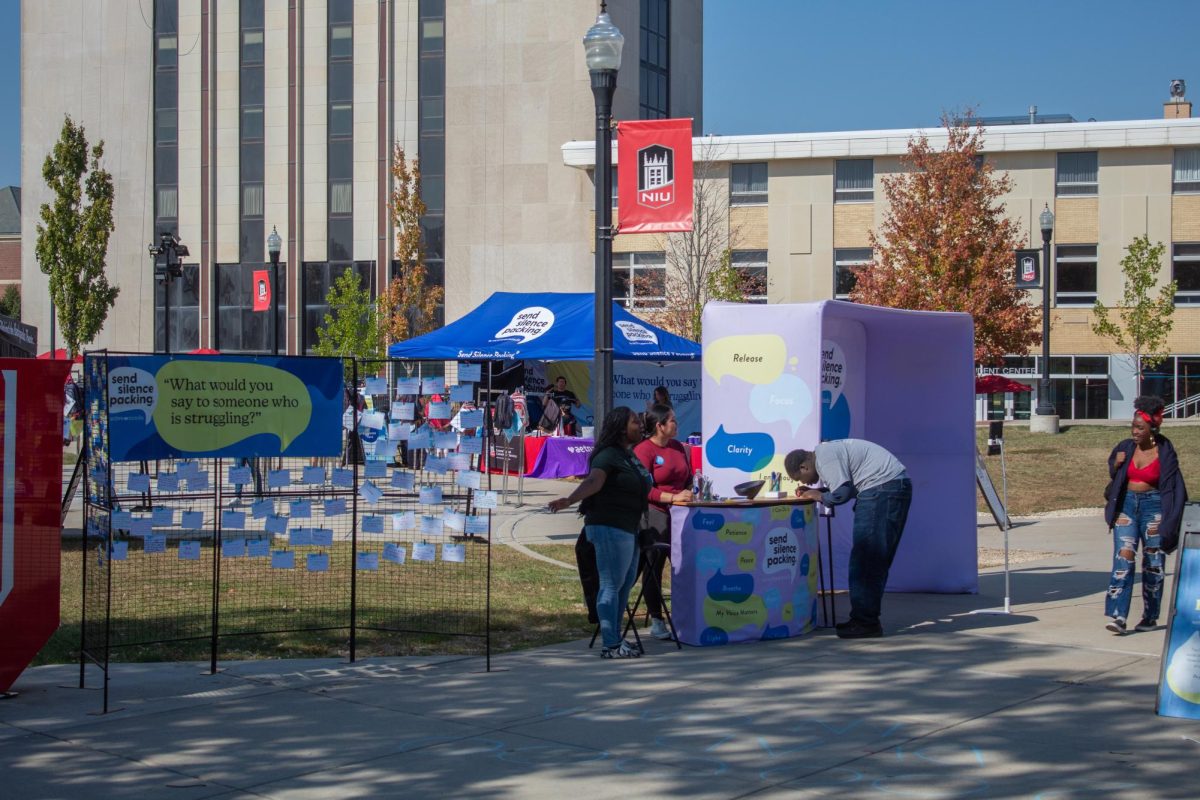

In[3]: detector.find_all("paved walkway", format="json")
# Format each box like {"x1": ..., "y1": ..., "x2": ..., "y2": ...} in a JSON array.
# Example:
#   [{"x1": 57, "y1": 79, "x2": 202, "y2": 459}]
[{"x1": 16, "y1": 479, "x2": 1200, "y2": 798}]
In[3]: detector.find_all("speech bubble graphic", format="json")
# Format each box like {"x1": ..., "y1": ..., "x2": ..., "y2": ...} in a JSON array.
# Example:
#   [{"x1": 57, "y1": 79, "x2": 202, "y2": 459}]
[
  {"x1": 706, "y1": 569, "x2": 755, "y2": 604},
  {"x1": 770, "y1": 504, "x2": 792, "y2": 522},
  {"x1": 749, "y1": 374, "x2": 813, "y2": 434},
  {"x1": 821, "y1": 339, "x2": 847, "y2": 406},
  {"x1": 717, "y1": 521, "x2": 754, "y2": 544},
  {"x1": 109, "y1": 366, "x2": 158, "y2": 423},
  {"x1": 799, "y1": 552, "x2": 811, "y2": 578},
  {"x1": 737, "y1": 549, "x2": 757, "y2": 571},
  {"x1": 821, "y1": 390, "x2": 852, "y2": 441},
  {"x1": 790, "y1": 507, "x2": 810, "y2": 530},
  {"x1": 763, "y1": 527, "x2": 799, "y2": 579},
  {"x1": 615, "y1": 320, "x2": 658, "y2": 346},
  {"x1": 762, "y1": 587, "x2": 783, "y2": 610},
  {"x1": 492, "y1": 306, "x2": 555, "y2": 344},
  {"x1": 1166, "y1": 632, "x2": 1200, "y2": 703},
  {"x1": 703, "y1": 595, "x2": 767, "y2": 631},
  {"x1": 782, "y1": 602, "x2": 794, "y2": 621},
  {"x1": 792, "y1": 584, "x2": 811, "y2": 621},
  {"x1": 696, "y1": 546, "x2": 726, "y2": 572},
  {"x1": 154, "y1": 360, "x2": 312, "y2": 453},
  {"x1": 699, "y1": 627, "x2": 729, "y2": 646},
  {"x1": 760, "y1": 624, "x2": 790, "y2": 640},
  {"x1": 692, "y1": 511, "x2": 725, "y2": 533},
  {"x1": 705, "y1": 425, "x2": 775, "y2": 473},
  {"x1": 704, "y1": 334, "x2": 787, "y2": 385}
]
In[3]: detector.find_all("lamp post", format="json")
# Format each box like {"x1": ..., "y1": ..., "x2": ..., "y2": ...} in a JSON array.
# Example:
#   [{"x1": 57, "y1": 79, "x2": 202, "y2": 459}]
[
  {"x1": 267, "y1": 225, "x2": 282, "y2": 354},
  {"x1": 1035, "y1": 204, "x2": 1056, "y2": 423},
  {"x1": 583, "y1": 3, "x2": 623, "y2": 428},
  {"x1": 148, "y1": 232, "x2": 189, "y2": 355}
]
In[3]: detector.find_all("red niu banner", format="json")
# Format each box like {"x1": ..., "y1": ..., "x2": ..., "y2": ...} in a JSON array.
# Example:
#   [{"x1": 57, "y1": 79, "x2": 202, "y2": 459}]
[
  {"x1": 252, "y1": 269, "x2": 272, "y2": 312},
  {"x1": 0, "y1": 358, "x2": 72, "y2": 692},
  {"x1": 617, "y1": 118, "x2": 694, "y2": 234}
]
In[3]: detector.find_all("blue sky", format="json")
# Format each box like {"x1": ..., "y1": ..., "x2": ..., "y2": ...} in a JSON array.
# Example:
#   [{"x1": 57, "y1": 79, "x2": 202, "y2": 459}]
[{"x1": 1, "y1": 0, "x2": 1198, "y2": 188}]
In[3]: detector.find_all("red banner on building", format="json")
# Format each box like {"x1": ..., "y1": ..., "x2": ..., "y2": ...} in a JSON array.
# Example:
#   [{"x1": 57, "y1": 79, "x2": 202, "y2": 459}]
[
  {"x1": 0, "y1": 358, "x2": 72, "y2": 692},
  {"x1": 252, "y1": 270, "x2": 272, "y2": 312},
  {"x1": 616, "y1": 118, "x2": 694, "y2": 233}
]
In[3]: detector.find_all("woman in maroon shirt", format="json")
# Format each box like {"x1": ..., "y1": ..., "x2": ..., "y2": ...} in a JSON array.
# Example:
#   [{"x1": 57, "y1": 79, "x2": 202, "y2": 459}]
[{"x1": 633, "y1": 404, "x2": 694, "y2": 639}]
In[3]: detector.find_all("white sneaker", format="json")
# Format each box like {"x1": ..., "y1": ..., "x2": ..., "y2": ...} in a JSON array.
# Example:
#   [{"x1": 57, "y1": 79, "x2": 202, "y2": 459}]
[{"x1": 649, "y1": 618, "x2": 673, "y2": 640}]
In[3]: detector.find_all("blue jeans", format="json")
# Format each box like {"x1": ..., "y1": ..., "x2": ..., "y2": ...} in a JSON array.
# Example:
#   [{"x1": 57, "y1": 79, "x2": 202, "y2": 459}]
[
  {"x1": 1105, "y1": 490, "x2": 1165, "y2": 622},
  {"x1": 586, "y1": 525, "x2": 639, "y2": 648},
  {"x1": 848, "y1": 476, "x2": 912, "y2": 626}
]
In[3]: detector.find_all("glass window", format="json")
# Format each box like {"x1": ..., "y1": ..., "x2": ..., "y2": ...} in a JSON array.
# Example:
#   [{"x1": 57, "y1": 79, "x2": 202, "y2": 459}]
[
  {"x1": 155, "y1": 147, "x2": 177, "y2": 184},
  {"x1": 240, "y1": 219, "x2": 264, "y2": 263},
  {"x1": 1074, "y1": 356, "x2": 1108, "y2": 375},
  {"x1": 154, "y1": 263, "x2": 199, "y2": 353},
  {"x1": 156, "y1": 186, "x2": 178, "y2": 219},
  {"x1": 242, "y1": 184, "x2": 264, "y2": 217},
  {"x1": 419, "y1": 97, "x2": 444, "y2": 133},
  {"x1": 240, "y1": 106, "x2": 263, "y2": 141},
  {"x1": 834, "y1": 248, "x2": 872, "y2": 299},
  {"x1": 330, "y1": 181, "x2": 353, "y2": 215},
  {"x1": 421, "y1": 175, "x2": 444, "y2": 213},
  {"x1": 730, "y1": 163, "x2": 767, "y2": 205},
  {"x1": 731, "y1": 250, "x2": 768, "y2": 303},
  {"x1": 329, "y1": 0, "x2": 354, "y2": 24},
  {"x1": 329, "y1": 60, "x2": 353, "y2": 104},
  {"x1": 214, "y1": 262, "x2": 287, "y2": 354},
  {"x1": 240, "y1": 0, "x2": 264, "y2": 26},
  {"x1": 155, "y1": 0, "x2": 179, "y2": 33},
  {"x1": 639, "y1": 0, "x2": 669, "y2": 119},
  {"x1": 1056, "y1": 152, "x2": 1098, "y2": 196},
  {"x1": 835, "y1": 159, "x2": 874, "y2": 203},
  {"x1": 328, "y1": 139, "x2": 353, "y2": 182},
  {"x1": 1174, "y1": 242, "x2": 1200, "y2": 304},
  {"x1": 328, "y1": 218, "x2": 353, "y2": 261},
  {"x1": 302, "y1": 261, "x2": 373, "y2": 352},
  {"x1": 240, "y1": 143, "x2": 264, "y2": 182},
  {"x1": 156, "y1": 108, "x2": 178, "y2": 143},
  {"x1": 240, "y1": 64, "x2": 264, "y2": 101},
  {"x1": 1055, "y1": 244, "x2": 1097, "y2": 305},
  {"x1": 419, "y1": 136, "x2": 445, "y2": 177},
  {"x1": 612, "y1": 252, "x2": 667, "y2": 309},
  {"x1": 241, "y1": 29, "x2": 264, "y2": 64},
  {"x1": 157, "y1": 34, "x2": 178, "y2": 69},
  {"x1": 155, "y1": 75, "x2": 177, "y2": 110},
  {"x1": 1174, "y1": 149, "x2": 1200, "y2": 194},
  {"x1": 419, "y1": 57, "x2": 445, "y2": 98},
  {"x1": 329, "y1": 103, "x2": 353, "y2": 138},
  {"x1": 329, "y1": 24, "x2": 353, "y2": 59},
  {"x1": 420, "y1": 19, "x2": 445, "y2": 53},
  {"x1": 419, "y1": 0, "x2": 445, "y2": 18},
  {"x1": 1049, "y1": 356, "x2": 1073, "y2": 375},
  {"x1": 420, "y1": 217, "x2": 445, "y2": 260}
]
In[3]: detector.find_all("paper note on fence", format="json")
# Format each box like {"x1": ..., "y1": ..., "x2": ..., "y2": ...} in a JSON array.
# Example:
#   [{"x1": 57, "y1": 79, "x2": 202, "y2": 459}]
[
  {"x1": 178, "y1": 540, "x2": 202, "y2": 561},
  {"x1": 272, "y1": 550, "x2": 295, "y2": 569},
  {"x1": 412, "y1": 542, "x2": 436, "y2": 562},
  {"x1": 383, "y1": 542, "x2": 406, "y2": 564},
  {"x1": 442, "y1": 543, "x2": 466, "y2": 563},
  {"x1": 356, "y1": 551, "x2": 379, "y2": 571},
  {"x1": 307, "y1": 553, "x2": 330, "y2": 573},
  {"x1": 473, "y1": 490, "x2": 498, "y2": 509},
  {"x1": 223, "y1": 538, "x2": 246, "y2": 558},
  {"x1": 362, "y1": 515, "x2": 384, "y2": 534},
  {"x1": 457, "y1": 363, "x2": 481, "y2": 382}
]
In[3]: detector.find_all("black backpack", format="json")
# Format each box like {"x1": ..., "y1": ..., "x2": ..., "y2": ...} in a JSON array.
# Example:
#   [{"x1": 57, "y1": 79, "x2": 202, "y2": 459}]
[{"x1": 493, "y1": 393, "x2": 514, "y2": 431}]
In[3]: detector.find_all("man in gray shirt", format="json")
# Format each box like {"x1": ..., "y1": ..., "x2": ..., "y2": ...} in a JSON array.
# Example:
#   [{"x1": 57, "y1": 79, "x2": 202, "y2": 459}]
[{"x1": 785, "y1": 440, "x2": 912, "y2": 639}]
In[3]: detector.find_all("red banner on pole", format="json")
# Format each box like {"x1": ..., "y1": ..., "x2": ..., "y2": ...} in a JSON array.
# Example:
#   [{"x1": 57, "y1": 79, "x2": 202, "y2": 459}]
[
  {"x1": 616, "y1": 118, "x2": 694, "y2": 233},
  {"x1": 252, "y1": 270, "x2": 271, "y2": 312},
  {"x1": 0, "y1": 358, "x2": 72, "y2": 692}
]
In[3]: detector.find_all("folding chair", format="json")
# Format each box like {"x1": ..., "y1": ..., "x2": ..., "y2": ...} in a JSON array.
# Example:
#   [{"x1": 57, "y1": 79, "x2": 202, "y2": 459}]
[{"x1": 624, "y1": 541, "x2": 682, "y2": 650}]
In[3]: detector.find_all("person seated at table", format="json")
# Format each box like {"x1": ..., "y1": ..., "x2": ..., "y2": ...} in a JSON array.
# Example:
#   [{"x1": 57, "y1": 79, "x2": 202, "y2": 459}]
[
  {"x1": 548, "y1": 376, "x2": 579, "y2": 436},
  {"x1": 645, "y1": 385, "x2": 672, "y2": 414},
  {"x1": 633, "y1": 404, "x2": 693, "y2": 640}
]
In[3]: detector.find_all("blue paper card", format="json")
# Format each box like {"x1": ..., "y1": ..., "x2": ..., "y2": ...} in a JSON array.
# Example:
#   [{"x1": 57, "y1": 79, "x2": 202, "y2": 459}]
[
  {"x1": 420, "y1": 515, "x2": 443, "y2": 535},
  {"x1": 289, "y1": 528, "x2": 313, "y2": 547},
  {"x1": 394, "y1": 402, "x2": 415, "y2": 421},
  {"x1": 360, "y1": 411, "x2": 386, "y2": 430},
  {"x1": 271, "y1": 550, "x2": 295, "y2": 569},
  {"x1": 465, "y1": 515, "x2": 489, "y2": 535},
  {"x1": 251, "y1": 498, "x2": 274, "y2": 519},
  {"x1": 449, "y1": 384, "x2": 473, "y2": 402},
  {"x1": 383, "y1": 542, "x2": 406, "y2": 564},
  {"x1": 178, "y1": 461, "x2": 201, "y2": 480},
  {"x1": 145, "y1": 535, "x2": 167, "y2": 554},
  {"x1": 442, "y1": 543, "x2": 466, "y2": 563},
  {"x1": 365, "y1": 376, "x2": 388, "y2": 395},
  {"x1": 222, "y1": 510, "x2": 247, "y2": 530},
  {"x1": 428, "y1": 401, "x2": 451, "y2": 419},
  {"x1": 448, "y1": 453, "x2": 473, "y2": 471},
  {"x1": 324, "y1": 498, "x2": 347, "y2": 517},
  {"x1": 248, "y1": 538, "x2": 271, "y2": 558},
  {"x1": 265, "y1": 515, "x2": 288, "y2": 535},
  {"x1": 360, "y1": 481, "x2": 383, "y2": 504},
  {"x1": 434, "y1": 431, "x2": 459, "y2": 450},
  {"x1": 128, "y1": 473, "x2": 151, "y2": 493},
  {"x1": 412, "y1": 542, "x2": 436, "y2": 562},
  {"x1": 223, "y1": 538, "x2": 246, "y2": 558},
  {"x1": 188, "y1": 473, "x2": 210, "y2": 491},
  {"x1": 157, "y1": 472, "x2": 180, "y2": 492},
  {"x1": 425, "y1": 456, "x2": 449, "y2": 475},
  {"x1": 388, "y1": 423, "x2": 410, "y2": 441},
  {"x1": 364, "y1": 461, "x2": 387, "y2": 479},
  {"x1": 153, "y1": 507, "x2": 175, "y2": 526},
  {"x1": 302, "y1": 466, "x2": 326, "y2": 484},
  {"x1": 130, "y1": 517, "x2": 154, "y2": 537},
  {"x1": 418, "y1": 485, "x2": 443, "y2": 505},
  {"x1": 356, "y1": 552, "x2": 379, "y2": 571},
  {"x1": 311, "y1": 528, "x2": 334, "y2": 547},
  {"x1": 362, "y1": 515, "x2": 384, "y2": 533},
  {"x1": 408, "y1": 427, "x2": 433, "y2": 450},
  {"x1": 179, "y1": 540, "x2": 202, "y2": 561},
  {"x1": 392, "y1": 471, "x2": 415, "y2": 490},
  {"x1": 182, "y1": 510, "x2": 204, "y2": 530},
  {"x1": 331, "y1": 468, "x2": 354, "y2": 488},
  {"x1": 307, "y1": 552, "x2": 330, "y2": 572},
  {"x1": 392, "y1": 511, "x2": 416, "y2": 531},
  {"x1": 290, "y1": 500, "x2": 312, "y2": 519},
  {"x1": 395, "y1": 377, "x2": 420, "y2": 395},
  {"x1": 458, "y1": 437, "x2": 483, "y2": 455},
  {"x1": 110, "y1": 541, "x2": 129, "y2": 561},
  {"x1": 457, "y1": 363, "x2": 481, "y2": 382},
  {"x1": 422, "y1": 377, "x2": 445, "y2": 395},
  {"x1": 112, "y1": 511, "x2": 133, "y2": 531},
  {"x1": 228, "y1": 466, "x2": 252, "y2": 486},
  {"x1": 443, "y1": 510, "x2": 466, "y2": 532},
  {"x1": 459, "y1": 409, "x2": 484, "y2": 428},
  {"x1": 474, "y1": 490, "x2": 498, "y2": 509},
  {"x1": 267, "y1": 469, "x2": 292, "y2": 489}
]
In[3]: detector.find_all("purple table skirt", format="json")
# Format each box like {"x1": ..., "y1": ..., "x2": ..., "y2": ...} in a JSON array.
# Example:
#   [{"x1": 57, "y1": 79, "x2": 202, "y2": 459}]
[{"x1": 526, "y1": 437, "x2": 594, "y2": 479}]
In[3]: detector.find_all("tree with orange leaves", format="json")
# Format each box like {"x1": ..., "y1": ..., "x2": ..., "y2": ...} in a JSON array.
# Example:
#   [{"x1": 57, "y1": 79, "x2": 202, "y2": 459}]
[{"x1": 850, "y1": 113, "x2": 1039, "y2": 365}]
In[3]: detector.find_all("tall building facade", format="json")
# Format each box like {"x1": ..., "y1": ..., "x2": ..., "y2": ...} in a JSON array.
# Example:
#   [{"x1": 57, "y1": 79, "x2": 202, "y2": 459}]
[{"x1": 20, "y1": 0, "x2": 704, "y2": 353}]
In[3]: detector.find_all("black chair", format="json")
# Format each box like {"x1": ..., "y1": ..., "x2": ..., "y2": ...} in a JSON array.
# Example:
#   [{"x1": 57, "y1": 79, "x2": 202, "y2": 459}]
[
  {"x1": 624, "y1": 541, "x2": 682, "y2": 650},
  {"x1": 579, "y1": 529, "x2": 647, "y2": 654}
]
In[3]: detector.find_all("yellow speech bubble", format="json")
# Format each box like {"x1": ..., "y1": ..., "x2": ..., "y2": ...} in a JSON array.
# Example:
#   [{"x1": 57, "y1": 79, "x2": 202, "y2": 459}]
[
  {"x1": 737, "y1": 549, "x2": 757, "y2": 571},
  {"x1": 782, "y1": 602, "x2": 794, "y2": 622},
  {"x1": 703, "y1": 595, "x2": 768, "y2": 631},
  {"x1": 704, "y1": 334, "x2": 787, "y2": 386},
  {"x1": 717, "y1": 522, "x2": 754, "y2": 544},
  {"x1": 154, "y1": 361, "x2": 313, "y2": 453}
]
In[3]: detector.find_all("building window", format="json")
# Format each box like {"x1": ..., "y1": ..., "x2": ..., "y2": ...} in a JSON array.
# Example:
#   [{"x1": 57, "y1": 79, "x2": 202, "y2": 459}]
[
  {"x1": 835, "y1": 159, "x2": 874, "y2": 203},
  {"x1": 1174, "y1": 148, "x2": 1200, "y2": 194},
  {"x1": 302, "y1": 261, "x2": 373, "y2": 353},
  {"x1": 1055, "y1": 244, "x2": 1097, "y2": 305},
  {"x1": 730, "y1": 163, "x2": 767, "y2": 206},
  {"x1": 1056, "y1": 152, "x2": 1098, "y2": 197},
  {"x1": 239, "y1": 0, "x2": 265, "y2": 263},
  {"x1": 153, "y1": 0, "x2": 178, "y2": 239},
  {"x1": 418, "y1": 0, "x2": 446, "y2": 315},
  {"x1": 639, "y1": 0, "x2": 670, "y2": 119},
  {"x1": 215, "y1": 263, "x2": 288, "y2": 354},
  {"x1": 1047, "y1": 355, "x2": 1109, "y2": 420},
  {"x1": 1174, "y1": 243, "x2": 1200, "y2": 304},
  {"x1": 155, "y1": 264, "x2": 198, "y2": 353},
  {"x1": 731, "y1": 250, "x2": 768, "y2": 303},
  {"x1": 612, "y1": 252, "x2": 666, "y2": 309},
  {"x1": 834, "y1": 248, "x2": 872, "y2": 299},
  {"x1": 328, "y1": 0, "x2": 354, "y2": 263}
]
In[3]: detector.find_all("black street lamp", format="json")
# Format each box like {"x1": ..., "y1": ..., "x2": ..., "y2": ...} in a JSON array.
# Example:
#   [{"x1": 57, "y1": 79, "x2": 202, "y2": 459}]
[
  {"x1": 1036, "y1": 204, "x2": 1055, "y2": 418},
  {"x1": 149, "y1": 232, "x2": 189, "y2": 355},
  {"x1": 267, "y1": 225, "x2": 282, "y2": 354},
  {"x1": 583, "y1": 3, "x2": 623, "y2": 428}
]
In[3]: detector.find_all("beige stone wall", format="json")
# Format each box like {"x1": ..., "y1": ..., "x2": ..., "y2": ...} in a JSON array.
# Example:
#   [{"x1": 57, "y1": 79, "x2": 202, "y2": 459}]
[
  {"x1": 730, "y1": 206, "x2": 768, "y2": 249},
  {"x1": 766, "y1": 159, "x2": 834, "y2": 301},
  {"x1": 832, "y1": 203, "x2": 873, "y2": 248},
  {"x1": 1037, "y1": 307, "x2": 1200, "y2": 355},
  {"x1": 1052, "y1": 198, "x2": 1098, "y2": 244},
  {"x1": 1173, "y1": 194, "x2": 1200, "y2": 242}
]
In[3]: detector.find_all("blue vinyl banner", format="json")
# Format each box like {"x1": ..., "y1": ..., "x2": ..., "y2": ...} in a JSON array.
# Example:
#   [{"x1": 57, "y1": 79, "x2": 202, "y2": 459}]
[
  {"x1": 1158, "y1": 531, "x2": 1200, "y2": 719},
  {"x1": 103, "y1": 355, "x2": 344, "y2": 462}
]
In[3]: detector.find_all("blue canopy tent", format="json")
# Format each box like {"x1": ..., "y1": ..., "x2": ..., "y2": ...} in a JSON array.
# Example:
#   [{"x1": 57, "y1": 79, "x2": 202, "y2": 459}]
[{"x1": 386, "y1": 292, "x2": 700, "y2": 361}]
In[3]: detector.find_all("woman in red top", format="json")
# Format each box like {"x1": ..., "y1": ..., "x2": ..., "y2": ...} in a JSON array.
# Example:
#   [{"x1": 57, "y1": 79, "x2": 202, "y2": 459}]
[{"x1": 633, "y1": 404, "x2": 693, "y2": 639}]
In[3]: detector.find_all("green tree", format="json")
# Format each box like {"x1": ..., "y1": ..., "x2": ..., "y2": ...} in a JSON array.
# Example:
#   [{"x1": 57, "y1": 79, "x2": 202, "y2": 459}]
[
  {"x1": 0, "y1": 285, "x2": 20, "y2": 319},
  {"x1": 313, "y1": 270, "x2": 381, "y2": 377},
  {"x1": 378, "y1": 144, "x2": 443, "y2": 346},
  {"x1": 1092, "y1": 235, "x2": 1177, "y2": 392},
  {"x1": 35, "y1": 116, "x2": 118, "y2": 355}
]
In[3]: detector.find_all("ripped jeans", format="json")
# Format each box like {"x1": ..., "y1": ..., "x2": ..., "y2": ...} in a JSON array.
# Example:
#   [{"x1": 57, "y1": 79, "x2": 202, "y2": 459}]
[{"x1": 1105, "y1": 489, "x2": 1165, "y2": 622}]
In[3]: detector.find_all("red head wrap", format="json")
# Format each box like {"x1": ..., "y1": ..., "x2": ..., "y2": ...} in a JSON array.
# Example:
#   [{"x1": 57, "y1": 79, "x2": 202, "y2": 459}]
[{"x1": 1136, "y1": 409, "x2": 1163, "y2": 429}]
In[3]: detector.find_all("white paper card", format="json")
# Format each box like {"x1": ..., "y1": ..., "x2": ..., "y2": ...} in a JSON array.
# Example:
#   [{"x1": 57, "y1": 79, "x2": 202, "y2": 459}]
[
  {"x1": 395, "y1": 377, "x2": 420, "y2": 395},
  {"x1": 145, "y1": 535, "x2": 167, "y2": 554},
  {"x1": 449, "y1": 384, "x2": 473, "y2": 402},
  {"x1": 177, "y1": 461, "x2": 201, "y2": 480},
  {"x1": 248, "y1": 538, "x2": 271, "y2": 557},
  {"x1": 324, "y1": 498, "x2": 347, "y2": 517},
  {"x1": 289, "y1": 528, "x2": 313, "y2": 547},
  {"x1": 434, "y1": 432, "x2": 459, "y2": 450},
  {"x1": 425, "y1": 456, "x2": 449, "y2": 475},
  {"x1": 290, "y1": 500, "x2": 312, "y2": 519},
  {"x1": 364, "y1": 461, "x2": 387, "y2": 479},
  {"x1": 473, "y1": 490, "x2": 498, "y2": 509},
  {"x1": 396, "y1": 402, "x2": 415, "y2": 421},
  {"x1": 265, "y1": 515, "x2": 288, "y2": 535},
  {"x1": 442, "y1": 543, "x2": 466, "y2": 563},
  {"x1": 448, "y1": 453, "x2": 473, "y2": 471},
  {"x1": 131, "y1": 517, "x2": 154, "y2": 537},
  {"x1": 110, "y1": 541, "x2": 129, "y2": 561},
  {"x1": 392, "y1": 511, "x2": 416, "y2": 531},
  {"x1": 388, "y1": 422, "x2": 410, "y2": 441},
  {"x1": 188, "y1": 473, "x2": 210, "y2": 491},
  {"x1": 153, "y1": 507, "x2": 175, "y2": 526},
  {"x1": 311, "y1": 528, "x2": 334, "y2": 547},
  {"x1": 456, "y1": 470, "x2": 482, "y2": 490},
  {"x1": 112, "y1": 510, "x2": 133, "y2": 530},
  {"x1": 427, "y1": 401, "x2": 451, "y2": 419},
  {"x1": 157, "y1": 472, "x2": 180, "y2": 492},
  {"x1": 458, "y1": 437, "x2": 483, "y2": 455},
  {"x1": 412, "y1": 542, "x2": 436, "y2": 562},
  {"x1": 361, "y1": 411, "x2": 386, "y2": 430},
  {"x1": 443, "y1": 510, "x2": 466, "y2": 532},
  {"x1": 459, "y1": 409, "x2": 484, "y2": 428},
  {"x1": 365, "y1": 377, "x2": 388, "y2": 395},
  {"x1": 420, "y1": 515, "x2": 443, "y2": 535},
  {"x1": 465, "y1": 515, "x2": 490, "y2": 535},
  {"x1": 422, "y1": 377, "x2": 445, "y2": 395}
]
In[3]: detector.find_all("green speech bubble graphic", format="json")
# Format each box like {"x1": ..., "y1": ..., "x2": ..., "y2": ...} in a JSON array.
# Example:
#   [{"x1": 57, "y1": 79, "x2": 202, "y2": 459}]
[
  {"x1": 153, "y1": 360, "x2": 312, "y2": 453},
  {"x1": 737, "y1": 549, "x2": 757, "y2": 571},
  {"x1": 717, "y1": 522, "x2": 754, "y2": 544},
  {"x1": 703, "y1": 595, "x2": 768, "y2": 631}
]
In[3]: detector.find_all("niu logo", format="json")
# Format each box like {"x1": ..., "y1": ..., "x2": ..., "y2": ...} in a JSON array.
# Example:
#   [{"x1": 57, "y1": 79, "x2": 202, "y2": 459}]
[{"x1": 637, "y1": 144, "x2": 674, "y2": 209}]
